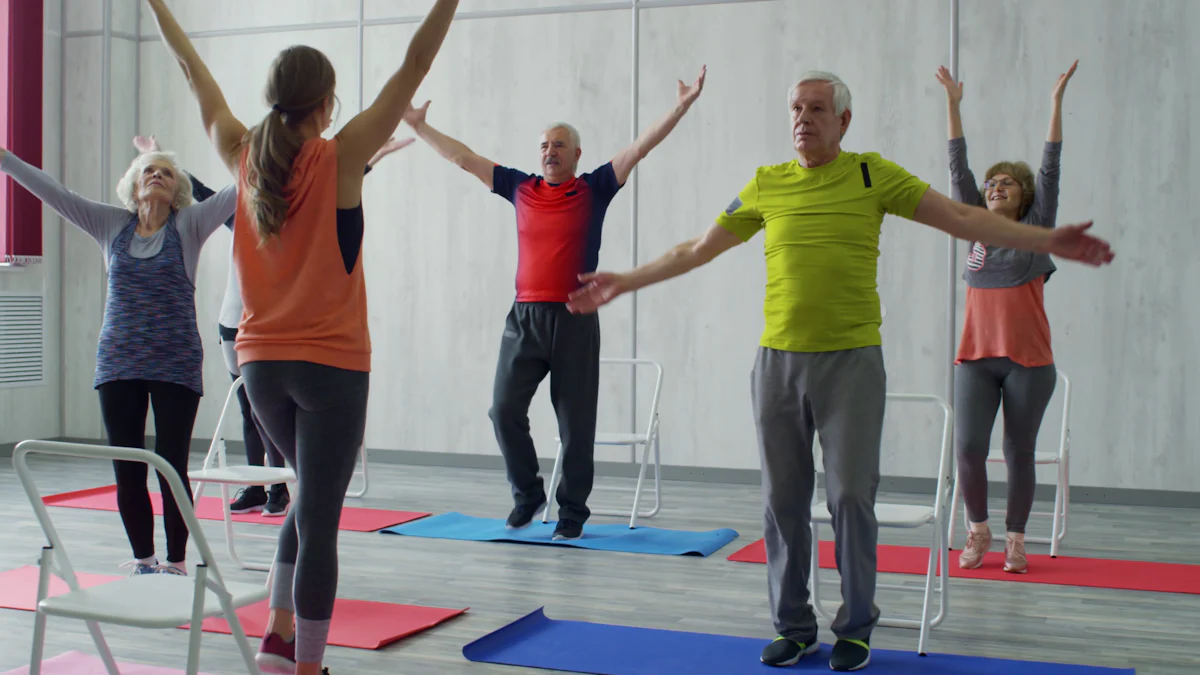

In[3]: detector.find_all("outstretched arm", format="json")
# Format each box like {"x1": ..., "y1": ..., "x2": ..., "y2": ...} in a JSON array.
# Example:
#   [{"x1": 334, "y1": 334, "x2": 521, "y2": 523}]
[
  {"x1": 335, "y1": 0, "x2": 458, "y2": 178},
  {"x1": 403, "y1": 98, "x2": 496, "y2": 186},
  {"x1": 1028, "y1": 60, "x2": 1076, "y2": 227},
  {"x1": 0, "y1": 147, "x2": 131, "y2": 247},
  {"x1": 911, "y1": 187, "x2": 1112, "y2": 266},
  {"x1": 402, "y1": 101, "x2": 496, "y2": 189},
  {"x1": 1047, "y1": 60, "x2": 1076, "y2": 144},
  {"x1": 565, "y1": 223, "x2": 742, "y2": 314},
  {"x1": 144, "y1": 0, "x2": 247, "y2": 178},
  {"x1": 610, "y1": 66, "x2": 706, "y2": 186}
]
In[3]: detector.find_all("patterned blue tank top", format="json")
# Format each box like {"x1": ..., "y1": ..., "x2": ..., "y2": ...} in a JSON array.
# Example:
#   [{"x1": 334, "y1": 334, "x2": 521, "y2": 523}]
[{"x1": 94, "y1": 218, "x2": 204, "y2": 395}]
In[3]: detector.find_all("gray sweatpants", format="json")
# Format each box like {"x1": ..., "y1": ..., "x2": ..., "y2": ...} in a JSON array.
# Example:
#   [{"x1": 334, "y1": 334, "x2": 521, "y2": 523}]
[
  {"x1": 241, "y1": 360, "x2": 369, "y2": 665},
  {"x1": 954, "y1": 357, "x2": 1056, "y2": 533},
  {"x1": 752, "y1": 345, "x2": 885, "y2": 643},
  {"x1": 488, "y1": 302, "x2": 600, "y2": 523}
]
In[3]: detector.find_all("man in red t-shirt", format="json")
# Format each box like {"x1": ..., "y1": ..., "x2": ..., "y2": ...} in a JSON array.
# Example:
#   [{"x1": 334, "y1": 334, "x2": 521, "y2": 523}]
[{"x1": 403, "y1": 66, "x2": 705, "y2": 540}]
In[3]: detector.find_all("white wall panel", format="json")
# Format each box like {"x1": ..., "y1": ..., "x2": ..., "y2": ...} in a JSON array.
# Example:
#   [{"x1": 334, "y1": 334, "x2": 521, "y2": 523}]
[{"x1": 139, "y1": 0, "x2": 357, "y2": 36}]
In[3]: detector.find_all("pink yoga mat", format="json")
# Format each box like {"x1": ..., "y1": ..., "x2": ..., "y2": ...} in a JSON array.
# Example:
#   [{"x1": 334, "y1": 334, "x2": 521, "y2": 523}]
[
  {"x1": 1, "y1": 650, "x2": 214, "y2": 674},
  {"x1": 0, "y1": 566, "x2": 122, "y2": 612},
  {"x1": 43, "y1": 485, "x2": 429, "y2": 532}
]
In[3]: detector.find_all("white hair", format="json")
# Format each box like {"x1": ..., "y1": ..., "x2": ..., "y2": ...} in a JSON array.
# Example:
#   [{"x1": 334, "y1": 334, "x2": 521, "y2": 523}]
[
  {"x1": 542, "y1": 122, "x2": 581, "y2": 148},
  {"x1": 791, "y1": 70, "x2": 852, "y2": 115},
  {"x1": 115, "y1": 150, "x2": 194, "y2": 213}
]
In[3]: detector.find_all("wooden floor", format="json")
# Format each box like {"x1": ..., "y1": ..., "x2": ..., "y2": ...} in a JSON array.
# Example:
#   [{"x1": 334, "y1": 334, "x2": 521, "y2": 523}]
[{"x1": 0, "y1": 454, "x2": 1196, "y2": 674}]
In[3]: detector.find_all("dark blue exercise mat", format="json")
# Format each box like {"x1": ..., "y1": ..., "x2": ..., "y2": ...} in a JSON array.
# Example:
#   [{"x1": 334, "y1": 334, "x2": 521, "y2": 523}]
[
  {"x1": 380, "y1": 512, "x2": 739, "y2": 557},
  {"x1": 461, "y1": 608, "x2": 1137, "y2": 675}
]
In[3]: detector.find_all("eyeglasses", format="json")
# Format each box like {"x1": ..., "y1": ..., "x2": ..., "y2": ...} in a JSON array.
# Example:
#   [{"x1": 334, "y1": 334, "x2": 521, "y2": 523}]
[{"x1": 984, "y1": 178, "x2": 1019, "y2": 191}]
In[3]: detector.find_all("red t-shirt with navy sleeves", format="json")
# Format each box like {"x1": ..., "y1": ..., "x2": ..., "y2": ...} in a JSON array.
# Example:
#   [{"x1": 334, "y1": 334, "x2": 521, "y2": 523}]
[{"x1": 491, "y1": 162, "x2": 623, "y2": 303}]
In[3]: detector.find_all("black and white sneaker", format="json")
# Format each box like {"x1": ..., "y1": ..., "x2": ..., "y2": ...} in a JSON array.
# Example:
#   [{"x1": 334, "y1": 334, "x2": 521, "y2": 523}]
[
  {"x1": 230, "y1": 487, "x2": 267, "y2": 514},
  {"x1": 263, "y1": 484, "x2": 290, "y2": 517},
  {"x1": 760, "y1": 636, "x2": 819, "y2": 667},
  {"x1": 551, "y1": 519, "x2": 583, "y2": 541},
  {"x1": 505, "y1": 498, "x2": 546, "y2": 530},
  {"x1": 829, "y1": 637, "x2": 870, "y2": 671}
]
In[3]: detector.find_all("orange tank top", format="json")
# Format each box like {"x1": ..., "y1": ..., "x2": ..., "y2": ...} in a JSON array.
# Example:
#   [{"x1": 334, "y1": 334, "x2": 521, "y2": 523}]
[
  {"x1": 955, "y1": 276, "x2": 1052, "y2": 368},
  {"x1": 232, "y1": 138, "x2": 371, "y2": 372}
]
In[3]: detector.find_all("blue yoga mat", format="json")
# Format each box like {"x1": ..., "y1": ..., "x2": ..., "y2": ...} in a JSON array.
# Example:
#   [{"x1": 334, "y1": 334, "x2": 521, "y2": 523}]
[
  {"x1": 380, "y1": 512, "x2": 738, "y2": 557},
  {"x1": 462, "y1": 608, "x2": 1136, "y2": 675}
]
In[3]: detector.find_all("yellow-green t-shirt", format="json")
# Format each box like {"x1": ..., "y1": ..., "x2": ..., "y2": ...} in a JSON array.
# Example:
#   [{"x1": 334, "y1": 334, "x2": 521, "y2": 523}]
[{"x1": 716, "y1": 150, "x2": 930, "y2": 353}]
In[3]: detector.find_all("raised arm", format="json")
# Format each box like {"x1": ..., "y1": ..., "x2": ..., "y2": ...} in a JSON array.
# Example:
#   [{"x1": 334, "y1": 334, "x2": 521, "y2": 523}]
[
  {"x1": 566, "y1": 223, "x2": 742, "y2": 314},
  {"x1": 911, "y1": 187, "x2": 1112, "y2": 266},
  {"x1": 402, "y1": 101, "x2": 496, "y2": 188},
  {"x1": 335, "y1": 0, "x2": 458, "y2": 178},
  {"x1": 0, "y1": 147, "x2": 130, "y2": 246},
  {"x1": 934, "y1": 65, "x2": 983, "y2": 208},
  {"x1": 610, "y1": 66, "x2": 706, "y2": 186},
  {"x1": 144, "y1": 0, "x2": 247, "y2": 178},
  {"x1": 1030, "y1": 60, "x2": 1076, "y2": 227}
]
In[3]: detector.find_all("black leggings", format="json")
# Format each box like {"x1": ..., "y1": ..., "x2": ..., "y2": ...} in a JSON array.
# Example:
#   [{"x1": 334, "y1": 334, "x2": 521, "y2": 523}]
[{"x1": 98, "y1": 379, "x2": 201, "y2": 563}]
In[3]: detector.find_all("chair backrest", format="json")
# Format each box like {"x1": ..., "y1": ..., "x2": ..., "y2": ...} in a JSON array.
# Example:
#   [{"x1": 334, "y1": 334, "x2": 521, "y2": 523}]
[
  {"x1": 13, "y1": 439, "x2": 232, "y2": 592},
  {"x1": 811, "y1": 392, "x2": 953, "y2": 511},
  {"x1": 599, "y1": 357, "x2": 664, "y2": 441},
  {"x1": 201, "y1": 376, "x2": 246, "y2": 472}
]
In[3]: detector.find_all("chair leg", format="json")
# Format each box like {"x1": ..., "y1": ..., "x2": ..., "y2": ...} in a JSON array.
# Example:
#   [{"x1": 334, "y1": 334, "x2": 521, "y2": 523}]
[
  {"x1": 946, "y1": 480, "x2": 961, "y2": 550},
  {"x1": 1049, "y1": 462, "x2": 1064, "y2": 558},
  {"x1": 541, "y1": 442, "x2": 565, "y2": 524},
  {"x1": 917, "y1": 523, "x2": 939, "y2": 655},
  {"x1": 346, "y1": 443, "x2": 369, "y2": 498},
  {"x1": 186, "y1": 565, "x2": 209, "y2": 675},
  {"x1": 628, "y1": 442, "x2": 651, "y2": 529},
  {"x1": 29, "y1": 548, "x2": 51, "y2": 675},
  {"x1": 218, "y1": 583, "x2": 264, "y2": 674}
]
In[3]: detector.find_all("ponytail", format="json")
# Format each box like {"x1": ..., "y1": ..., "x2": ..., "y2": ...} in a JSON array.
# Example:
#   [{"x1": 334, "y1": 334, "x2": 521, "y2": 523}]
[{"x1": 243, "y1": 108, "x2": 305, "y2": 245}]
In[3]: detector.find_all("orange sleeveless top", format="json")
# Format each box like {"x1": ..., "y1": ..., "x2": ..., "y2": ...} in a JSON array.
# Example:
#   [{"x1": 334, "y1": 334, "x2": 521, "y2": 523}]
[
  {"x1": 955, "y1": 277, "x2": 1052, "y2": 368},
  {"x1": 232, "y1": 138, "x2": 371, "y2": 372}
]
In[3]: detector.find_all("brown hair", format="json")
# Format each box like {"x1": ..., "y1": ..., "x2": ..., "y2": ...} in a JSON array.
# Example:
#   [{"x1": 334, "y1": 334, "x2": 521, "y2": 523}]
[
  {"x1": 983, "y1": 160, "x2": 1036, "y2": 218},
  {"x1": 242, "y1": 45, "x2": 337, "y2": 244}
]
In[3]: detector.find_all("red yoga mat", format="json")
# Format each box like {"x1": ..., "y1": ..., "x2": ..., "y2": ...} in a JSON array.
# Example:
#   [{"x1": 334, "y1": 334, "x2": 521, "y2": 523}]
[
  {"x1": 727, "y1": 538, "x2": 1200, "y2": 595},
  {"x1": 190, "y1": 598, "x2": 468, "y2": 650},
  {"x1": 0, "y1": 566, "x2": 123, "y2": 611},
  {"x1": 43, "y1": 485, "x2": 429, "y2": 532}
]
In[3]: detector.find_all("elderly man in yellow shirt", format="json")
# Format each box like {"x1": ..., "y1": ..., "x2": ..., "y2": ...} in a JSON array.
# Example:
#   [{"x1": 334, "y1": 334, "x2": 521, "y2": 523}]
[{"x1": 565, "y1": 70, "x2": 1113, "y2": 672}]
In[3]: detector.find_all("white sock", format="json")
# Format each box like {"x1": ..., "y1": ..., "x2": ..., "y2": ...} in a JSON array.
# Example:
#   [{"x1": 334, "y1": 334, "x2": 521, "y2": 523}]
[
  {"x1": 137, "y1": 556, "x2": 157, "y2": 566},
  {"x1": 969, "y1": 521, "x2": 989, "y2": 534},
  {"x1": 166, "y1": 560, "x2": 186, "y2": 571}
]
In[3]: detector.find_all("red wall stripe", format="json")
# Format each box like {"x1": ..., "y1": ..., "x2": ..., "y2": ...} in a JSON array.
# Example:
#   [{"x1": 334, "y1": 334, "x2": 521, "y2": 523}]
[{"x1": 1, "y1": 0, "x2": 44, "y2": 263}]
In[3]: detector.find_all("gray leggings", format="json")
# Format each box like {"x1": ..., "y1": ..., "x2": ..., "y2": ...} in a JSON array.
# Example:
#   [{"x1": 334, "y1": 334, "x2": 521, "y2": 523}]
[
  {"x1": 954, "y1": 357, "x2": 1056, "y2": 534},
  {"x1": 241, "y1": 360, "x2": 369, "y2": 665}
]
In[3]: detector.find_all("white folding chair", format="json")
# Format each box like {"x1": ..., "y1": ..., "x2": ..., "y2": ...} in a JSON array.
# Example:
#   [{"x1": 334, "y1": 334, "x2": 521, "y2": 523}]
[
  {"x1": 947, "y1": 369, "x2": 1071, "y2": 557},
  {"x1": 191, "y1": 377, "x2": 296, "y2": 572},
  {"x1": 346, "y1": 442, "x2": 370, "y2": 499},
  {"x1": 809, "y1": 392, "x2": 953, "y2": 656},
  {"x1": 542, "y1": 357, "x2": 663, "y2": 529},
  {"x1": 14, "y1": 439, "x2": 268, "y2": 675}
]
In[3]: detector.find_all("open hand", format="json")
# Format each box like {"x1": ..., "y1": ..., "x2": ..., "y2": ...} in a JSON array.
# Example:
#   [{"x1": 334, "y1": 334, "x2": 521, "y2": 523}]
[
  {"x1": 566, "y1": 271, "x2": 630, "y2": 314},
  {"x1": 403, "y1": 100, "x2": 430, "y2": 128},
  {"x1": 1045, "y1": 221, "x2": 1113, "y2": 266},
  {"x1": 677, "y1": 65, "x2": 707, "y2": 107},
  {"x1": 368, "y1": 137, "x2": 416, "y2": 167},
  {"x1": 1052, "y1": 59, "x2": 1078, "y2": 103},
  {"x1": 935, "y1": 66, "x2": 963, "y2": 104},
  {"x1": 133, "y1": 135, "x2": 160, "y2": 154}
]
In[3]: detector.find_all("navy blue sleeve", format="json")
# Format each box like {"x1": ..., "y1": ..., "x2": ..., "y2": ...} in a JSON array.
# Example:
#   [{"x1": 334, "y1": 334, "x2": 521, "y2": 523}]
[
  {"x1": 583, "y1": 162, "x2": 622, "y2": 203},
  {"x1": 185, "y1": 172, "x2": 234, "y2": 230},
  {"x1": 492, "y1": 165, "x2": 533, "y2": 204}
]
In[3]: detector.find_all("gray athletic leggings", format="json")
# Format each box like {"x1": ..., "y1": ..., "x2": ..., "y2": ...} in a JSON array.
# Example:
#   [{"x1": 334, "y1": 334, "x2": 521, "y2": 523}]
[
  {"x1": 954, "y1": 357, "x2": 1056, "y2": 534},
  {"x1": 241, "y1": 360, "x2": 369, "y2": 665}
]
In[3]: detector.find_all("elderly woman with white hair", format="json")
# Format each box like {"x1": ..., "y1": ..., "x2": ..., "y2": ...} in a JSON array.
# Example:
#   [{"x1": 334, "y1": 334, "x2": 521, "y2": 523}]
[{"x1": 0, "y1": 143, "x2": 236, "y2": 577}]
